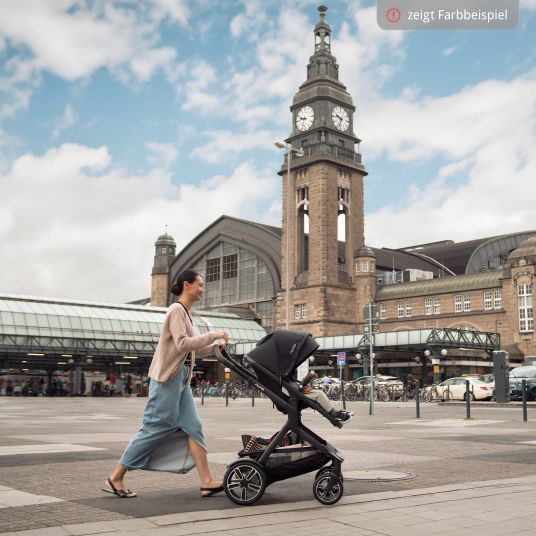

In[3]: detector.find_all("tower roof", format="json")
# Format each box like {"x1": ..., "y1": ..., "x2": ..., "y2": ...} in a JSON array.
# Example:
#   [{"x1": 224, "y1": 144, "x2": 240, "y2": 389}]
[
  {"x1": 508, "y1": 236, "x2": 536, "y2": 260},
  {"x1": 357, "y1": 245, "x2": 375, "y2": 258},
  {"x1": 155, "y1": 233, "x2": 176, "y2": 247}
]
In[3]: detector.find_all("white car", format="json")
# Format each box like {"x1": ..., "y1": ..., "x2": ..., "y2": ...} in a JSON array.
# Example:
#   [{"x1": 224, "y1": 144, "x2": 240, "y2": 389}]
[{"x1": 437, "y1": 377, "x2": 493, "y2": 401}]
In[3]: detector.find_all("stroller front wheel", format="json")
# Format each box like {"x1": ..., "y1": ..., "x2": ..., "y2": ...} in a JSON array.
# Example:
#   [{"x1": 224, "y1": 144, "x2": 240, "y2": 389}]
[
  {"x1": 224, "y1": 460, "x2": 267, "y2": 506},
  {"x1": 313, "y1": 473, "x2": 343, "y2": 505},
  {"x1": 315, "y1": 467, "x2": 344, "y2": 483}
]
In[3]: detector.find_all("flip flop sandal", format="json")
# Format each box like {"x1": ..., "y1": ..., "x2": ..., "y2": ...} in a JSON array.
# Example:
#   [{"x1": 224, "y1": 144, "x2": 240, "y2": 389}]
[
  {"x1": 200, "y1": 485, "x2": 224, "y2": 497},
  {"x1": 102, "y1": 477, "x2": 137, "y2": 498}
]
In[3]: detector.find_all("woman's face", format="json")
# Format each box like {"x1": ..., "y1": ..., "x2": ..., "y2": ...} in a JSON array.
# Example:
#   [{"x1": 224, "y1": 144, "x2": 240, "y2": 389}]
[{"x1": 184, "y1": 276, "x2": 204, "y2": 302}]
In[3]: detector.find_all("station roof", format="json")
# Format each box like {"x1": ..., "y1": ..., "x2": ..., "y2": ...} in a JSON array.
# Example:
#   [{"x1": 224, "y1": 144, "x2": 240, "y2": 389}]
[
  {"x1": 376, "y1": 271, "x2": 502, "y2": 300},
  {"x1": 0, "y1": 293, "x2": 266, "y2": 372}
]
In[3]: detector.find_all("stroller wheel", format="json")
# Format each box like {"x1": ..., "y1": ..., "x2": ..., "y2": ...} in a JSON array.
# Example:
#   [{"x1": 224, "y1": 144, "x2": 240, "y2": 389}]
[
  {"x1": 313, "y1": 473, "x2": 343, "y2": 505},
  {"x1": 315, "y1": 467, "x2": 344, "y2": 483},
  {"x1": 224, "y1": 460, "x2": 267, "y2": 506}
]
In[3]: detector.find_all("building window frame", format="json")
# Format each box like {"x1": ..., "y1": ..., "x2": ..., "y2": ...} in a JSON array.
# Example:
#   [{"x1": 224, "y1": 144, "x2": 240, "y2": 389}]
[
  {"x1": 295, "y1": 303, "x2": 307, "y2": 321},
  {"x1": 484, "y1": 291, "x2": 493, "y2": 311},
  {"x1": 362, "y1": 260, "x2": 369, "y2": 272},
  {"x1": 397, "y1": 301, "x2": 404, "y2": 318},
  {"x1": 222, "y1": 254, "x2": 238, "y2": 279},
  {"x1": 425, "y1": 298, "x2": 433, "y2": 316},
  {"x1": 518, "y1": 283, "x2": 533, "y2": 333},
  {"x1": 206, "y1": 258, "x2": 220, "y2": 282},
  {"x1": 454, "y1": 294, "x2": 463, "y2": 313},
  {"x1": 463, "y1": 294, "x2": 471, "y2": 312},
  {"x1": 433, "y1": 297, "x2": 441, "y2": 315},
  {"x1": 379, "y1": 303, "x2": 387, "y2": 320},
  {"x1": 494, "y1": 290, "x2": 502, "y2": 309},
  {"x1": 405, "y1": 299, "x2": 412, "y2": 317}
]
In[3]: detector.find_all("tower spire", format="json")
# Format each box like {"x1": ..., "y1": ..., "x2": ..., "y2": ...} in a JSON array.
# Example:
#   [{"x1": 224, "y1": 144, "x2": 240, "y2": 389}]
[{"x1": 314, "y1": 5, "x2": 331, "y2": 54}]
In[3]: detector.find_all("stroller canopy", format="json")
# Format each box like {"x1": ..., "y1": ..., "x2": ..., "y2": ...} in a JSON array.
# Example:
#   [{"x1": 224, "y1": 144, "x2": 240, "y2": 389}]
[{"x1": 247, "y1": 330, "x2": 319, "y2": 378}]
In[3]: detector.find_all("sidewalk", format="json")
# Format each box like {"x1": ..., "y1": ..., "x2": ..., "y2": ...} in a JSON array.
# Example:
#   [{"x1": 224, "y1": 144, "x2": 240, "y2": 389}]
[
  {"x1": 2, "y1": 397, "x2": 536, "y2": 535},
  {"x1": 7, "y1": 475, "x2": 536, "y2": 536}
]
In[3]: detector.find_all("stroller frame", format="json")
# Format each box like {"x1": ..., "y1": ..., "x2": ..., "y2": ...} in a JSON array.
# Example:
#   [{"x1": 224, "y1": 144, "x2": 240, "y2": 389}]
[{"x1": 213, "y1": 344, "x2": 345, "y2": 505}]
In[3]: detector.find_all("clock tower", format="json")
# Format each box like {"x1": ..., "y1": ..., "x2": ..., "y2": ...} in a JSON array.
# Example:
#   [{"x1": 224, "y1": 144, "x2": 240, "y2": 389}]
[{"x1": 276, "y1": 5, "x2": 369, "y2": 336}]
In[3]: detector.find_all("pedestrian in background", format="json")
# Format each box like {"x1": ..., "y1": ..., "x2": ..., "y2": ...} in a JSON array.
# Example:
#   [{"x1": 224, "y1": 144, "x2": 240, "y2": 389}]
[{"x1": 104, "y1": 269, "x2": 228, "y2": 499}]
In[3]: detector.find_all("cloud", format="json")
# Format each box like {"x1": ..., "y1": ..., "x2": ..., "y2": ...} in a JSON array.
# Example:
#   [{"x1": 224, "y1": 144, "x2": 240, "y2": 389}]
[
  {"x1": 130, "y1": 46, "x2": 177, "y2": 81},
  {"x1": 365, "y1": 74, "x2": 536, "y2": 247},
  {"x1": 442, "y1": 46, "x2": 460, "y2": 56},
  {"x1": 0, "y1": 1, "x2": 184, "y2": 115},
  {"x1": 191, "y1": 129, "x2": 275, "y2": 164},
  {"x1": 0, "y1": 143, "x2": 278, "y2": 302},
  {"x1": 149, "y1": 0, "x2": 190, "y2": 26},
  {"x1": 179, "y1": 60, "x2": 221, "y2": 112},
  {"x1": 521, "y1": 0, "x2": 536, "y2": 9},
  {"x1": 145, "y1": 141, "x2": 178, "y2": 169},
  {"x1": 51, "y1": 104, "x2": 78, "y2": 138}
]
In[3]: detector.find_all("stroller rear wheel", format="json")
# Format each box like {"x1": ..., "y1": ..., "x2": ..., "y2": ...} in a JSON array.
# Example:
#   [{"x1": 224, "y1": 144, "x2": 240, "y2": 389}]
[
  {"x1": 313, "y1": 473, "x2": 343, "y2": 505},
  {"x1": 224, "y1": 460, "x2": 267, "y2": 506}
]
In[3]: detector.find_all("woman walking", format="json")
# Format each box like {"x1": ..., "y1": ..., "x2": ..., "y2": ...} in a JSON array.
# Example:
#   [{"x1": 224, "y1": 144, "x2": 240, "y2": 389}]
[{"x1": 104, "y1": 269, "x2": 228, "y2": 498}]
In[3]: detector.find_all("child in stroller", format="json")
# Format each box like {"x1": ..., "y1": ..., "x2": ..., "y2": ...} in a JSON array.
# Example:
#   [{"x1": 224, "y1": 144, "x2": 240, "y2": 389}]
[
  {"x1": 298, "y1": 370, "x2": 353, "y2": 424},
  {"x1": 213, "y1": 330, "x2": 349, "y2": 506}
]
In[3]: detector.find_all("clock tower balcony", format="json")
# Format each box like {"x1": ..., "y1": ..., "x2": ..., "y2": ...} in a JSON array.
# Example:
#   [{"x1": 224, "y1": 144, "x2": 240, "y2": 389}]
[{"x1": 277, "y1": 144, "x2": 365, "y2": 175}]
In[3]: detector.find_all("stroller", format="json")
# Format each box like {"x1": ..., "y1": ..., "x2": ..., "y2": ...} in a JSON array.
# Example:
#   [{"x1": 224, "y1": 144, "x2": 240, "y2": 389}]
[{"x1": 213, "y1": 330, "x2": 345, "y2": 506}]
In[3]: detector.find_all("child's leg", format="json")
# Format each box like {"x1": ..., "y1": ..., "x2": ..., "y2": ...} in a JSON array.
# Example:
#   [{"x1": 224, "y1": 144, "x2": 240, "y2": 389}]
[{"x1": 304, "y1": 390, "x2": 335, "y2": 413}]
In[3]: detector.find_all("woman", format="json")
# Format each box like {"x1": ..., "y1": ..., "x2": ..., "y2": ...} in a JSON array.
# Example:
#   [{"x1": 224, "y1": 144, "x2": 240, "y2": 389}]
[{"x1": 104, "y1": 269, "x2": 228, "y2": 498}]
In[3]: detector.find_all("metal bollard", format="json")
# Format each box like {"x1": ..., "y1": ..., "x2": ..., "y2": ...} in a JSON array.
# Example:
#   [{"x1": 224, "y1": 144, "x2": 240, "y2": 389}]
[
  {"x1": 415, "y1": 381, "x2": 420, "y2": 418},
  {"x1": 252, "y1": 385, "x2": 255, "y2": 407},
  {"x1": 465, "y1": 380, "x2": 471, "y2": 419},
  {"x1": 225, "y1": 381, "x2": 229, "y2": 407},
  {"x1": 341, "y1": 380, "x2": 346, "y2": 410},
  {"x1": 522, "y1": 379, "x2": 528, "y2": 422}
]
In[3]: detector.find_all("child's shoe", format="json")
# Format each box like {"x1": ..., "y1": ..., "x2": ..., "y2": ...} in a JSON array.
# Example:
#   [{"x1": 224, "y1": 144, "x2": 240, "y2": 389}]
[{"x1": 335, "y1": 410, "x2": 353, "y2": 424}]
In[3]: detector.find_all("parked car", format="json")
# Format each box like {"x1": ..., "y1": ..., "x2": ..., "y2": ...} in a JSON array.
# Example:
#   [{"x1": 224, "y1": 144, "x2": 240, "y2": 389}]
[
  {"x1": 509, "y1": 366, "x2": 536, "y2": 401},
  {"x1": 436, "y1": 377, "x2": 493, "y2": 401}
]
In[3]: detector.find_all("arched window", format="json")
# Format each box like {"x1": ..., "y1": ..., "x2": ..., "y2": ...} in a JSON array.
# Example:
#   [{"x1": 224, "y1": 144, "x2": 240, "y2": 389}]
[{"x1": 192, "y1": 242, "x2": 276, "y2": 331}]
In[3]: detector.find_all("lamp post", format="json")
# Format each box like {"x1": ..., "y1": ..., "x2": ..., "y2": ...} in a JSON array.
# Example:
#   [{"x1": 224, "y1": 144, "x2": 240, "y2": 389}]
[
  {"x1": 440, "y1": 348, "x2": 448, "y2": 383},
  {"x1": 274, "y1": 140, "x2": 305, "y2": 379},
  {"x1": 424, "y1": 349, "x2": 431, "y2": 385}
]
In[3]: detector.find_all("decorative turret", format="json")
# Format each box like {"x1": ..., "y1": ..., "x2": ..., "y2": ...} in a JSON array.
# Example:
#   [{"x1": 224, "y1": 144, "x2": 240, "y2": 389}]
[
  {"x1": 151, "y1": 229, "x2": 176, "y2": 307},
  {"x1": 355, "y1": 246, "x2": 376, "y2": 323}
]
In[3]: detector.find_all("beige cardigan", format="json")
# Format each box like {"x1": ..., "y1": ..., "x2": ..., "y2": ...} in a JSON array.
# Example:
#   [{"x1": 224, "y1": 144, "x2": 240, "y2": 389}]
[{"x1": 148, "y1": 303, "x2": 220, "y2": 383}]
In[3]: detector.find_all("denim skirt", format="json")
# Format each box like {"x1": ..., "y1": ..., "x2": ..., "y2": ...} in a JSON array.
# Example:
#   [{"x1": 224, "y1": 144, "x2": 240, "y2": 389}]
[{"x1": 119, "y1": 365, "x2": 206, "y2": 474}]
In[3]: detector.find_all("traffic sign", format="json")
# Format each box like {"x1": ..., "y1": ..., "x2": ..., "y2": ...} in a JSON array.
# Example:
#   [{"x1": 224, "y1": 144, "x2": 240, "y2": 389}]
[{"x1": 337, "y1": 352, "x2": 346, "y2": 366}]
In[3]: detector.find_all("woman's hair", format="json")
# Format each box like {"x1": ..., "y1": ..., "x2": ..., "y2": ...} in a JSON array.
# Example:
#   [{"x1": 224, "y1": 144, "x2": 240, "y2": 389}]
[{"x1": 171, "y1": 269, "x2": 201, "y2": 296}]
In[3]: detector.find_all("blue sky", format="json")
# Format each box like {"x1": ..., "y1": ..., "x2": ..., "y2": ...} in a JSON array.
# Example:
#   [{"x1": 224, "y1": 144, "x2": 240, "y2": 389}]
[{"x1": 0, "y1": 0, "x2": 535, "y2": 302}]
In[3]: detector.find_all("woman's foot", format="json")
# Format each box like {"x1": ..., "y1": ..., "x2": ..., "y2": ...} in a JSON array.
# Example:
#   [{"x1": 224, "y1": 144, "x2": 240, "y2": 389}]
[
  {"x1": 103, "y1": 476, "x2": 137, "y2": 498},
  {"x1": 200, "y1": 478, "x2": 224, "y2": 497}
]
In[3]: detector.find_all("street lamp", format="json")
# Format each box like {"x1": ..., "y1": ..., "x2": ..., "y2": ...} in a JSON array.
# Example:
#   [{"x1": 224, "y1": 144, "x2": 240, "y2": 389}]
[{"x1": 274, "y1": 139, "x2": 305, "y2": 378}]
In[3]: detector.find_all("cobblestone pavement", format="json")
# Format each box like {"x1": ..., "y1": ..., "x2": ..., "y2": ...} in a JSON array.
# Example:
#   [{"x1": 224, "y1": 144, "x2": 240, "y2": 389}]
[{"x1": 1, "y1": 396, "x2": 536, "y2": 534}]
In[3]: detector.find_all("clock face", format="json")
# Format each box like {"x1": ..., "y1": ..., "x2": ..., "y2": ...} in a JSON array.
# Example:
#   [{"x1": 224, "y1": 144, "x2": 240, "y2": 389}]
[
  {"x1": 296, "y1": 106, "x2": 314, "y2": 131},
  {"x1": 332, "y1": 106, "x2": 350, "y2": 131}
]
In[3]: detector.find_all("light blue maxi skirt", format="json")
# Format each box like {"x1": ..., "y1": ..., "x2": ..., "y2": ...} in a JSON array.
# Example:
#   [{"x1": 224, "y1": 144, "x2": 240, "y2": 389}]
[{"x1": 119, "y1": 365, "x2": 206, "y2": 474}]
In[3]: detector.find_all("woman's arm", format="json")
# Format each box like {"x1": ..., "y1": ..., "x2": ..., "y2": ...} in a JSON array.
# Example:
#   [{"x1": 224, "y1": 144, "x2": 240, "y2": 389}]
[{"x1": 169, "y1": 306, "x2": 226, "y2": 354}]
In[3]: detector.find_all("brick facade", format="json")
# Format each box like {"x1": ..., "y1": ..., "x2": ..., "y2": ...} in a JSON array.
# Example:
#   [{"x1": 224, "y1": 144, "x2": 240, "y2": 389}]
[{"x1": 375, "y1": 249, "x2": 536, "y2": 359}]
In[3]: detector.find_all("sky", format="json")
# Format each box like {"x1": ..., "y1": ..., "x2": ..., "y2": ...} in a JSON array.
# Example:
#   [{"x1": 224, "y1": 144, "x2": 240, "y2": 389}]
[{"x1": 0, "y1": 0, "x2": 535, "y2": 303}]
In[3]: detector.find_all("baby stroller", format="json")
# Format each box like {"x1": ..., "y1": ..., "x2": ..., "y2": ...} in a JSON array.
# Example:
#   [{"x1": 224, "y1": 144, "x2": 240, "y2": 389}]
[{"x1": 213, "y1": 330, "x2": 345, "y2": 506}]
